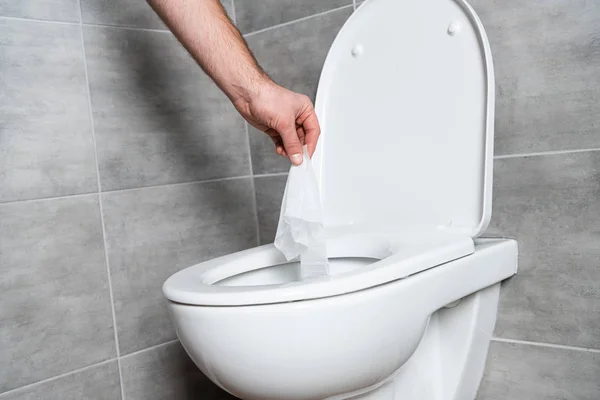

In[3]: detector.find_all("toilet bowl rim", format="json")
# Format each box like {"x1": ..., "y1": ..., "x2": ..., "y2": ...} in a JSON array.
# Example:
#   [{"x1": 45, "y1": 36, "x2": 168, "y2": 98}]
[{"x1": 162, "y1": 228, "x2": 474, "y2": 307}]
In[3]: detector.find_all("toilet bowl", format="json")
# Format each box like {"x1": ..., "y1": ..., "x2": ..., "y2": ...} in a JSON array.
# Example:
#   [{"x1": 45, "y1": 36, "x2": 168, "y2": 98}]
[{"x1": 163, "y1": 0, "x2": 518, "y2": 398}]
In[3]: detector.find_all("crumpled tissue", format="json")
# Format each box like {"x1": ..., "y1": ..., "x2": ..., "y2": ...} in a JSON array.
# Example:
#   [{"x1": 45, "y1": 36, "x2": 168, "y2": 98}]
[{"x1": 274, "y1": 146, "x2": 329, "y2": 280}]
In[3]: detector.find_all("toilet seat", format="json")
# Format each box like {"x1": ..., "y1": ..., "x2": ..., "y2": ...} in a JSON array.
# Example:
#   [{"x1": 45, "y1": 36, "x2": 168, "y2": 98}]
[{"x1": 163, "y1": 228, "x2": 473, "y2": 306}]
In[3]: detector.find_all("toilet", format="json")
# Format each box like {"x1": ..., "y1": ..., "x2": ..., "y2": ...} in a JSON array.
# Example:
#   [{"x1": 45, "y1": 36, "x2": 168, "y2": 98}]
[{"x1": 162, "y1": 0, "x2": 518, "y2": 398}]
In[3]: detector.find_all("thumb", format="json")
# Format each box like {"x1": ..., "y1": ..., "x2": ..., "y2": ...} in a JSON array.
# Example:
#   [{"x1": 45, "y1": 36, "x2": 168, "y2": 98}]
[{"x1": 278, "y1": 121, "x2": 304, "y2": 165}]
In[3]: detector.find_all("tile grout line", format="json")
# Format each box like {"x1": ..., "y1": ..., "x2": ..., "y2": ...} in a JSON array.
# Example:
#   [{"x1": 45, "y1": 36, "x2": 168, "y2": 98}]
[
  {"x1": 18, "y1": 145, "x2": 600, "y2": 207},
  {"x1": 7, "y1": 141, "x2": 600, "y2": 208},
  {"x1": 243, "y1": 4, "x2": 354, "y2": 37},
  {"x1": 119, "y1": 339, "x2": 180, "y2": 360},
  {"x1": 0, "y1": 14, "x2": 79, "y2": 26},
  {"x1": 0, "y1": 173, "x2": 289, "y2": 207},
  {"x1": 494, "y1": 147, "x2": 600, "y2": 159},
  {"x1": 254, "y1": 171, "x2": 289, "y2": 178},
  {"x1": 84, "y1": 21, "x2": 170, "y2": 33},
  {"x1": 244, "y1": 123, "x2": 262, "y2": 246},
  {"x1": 0, "y1": 14, "x2": 171, "y2": 33},
  {"x1": 7, "y1": 140, "x2": 594, "y2": 206},
  {"x1": 76, "y1": 2, "x2": 125, "y2": 400},
  {"x1": 2, "y1": 3, "x2": 351, "y2": 38},
  {"x1": 353, "y1": 0, "x2": 357, "y2": 10},
  {"x1": 0, "y1": 359, "x2": 118, "y2": 399},
  {"x1": 492, "y1": 337, "x2": 600, "y2": 354},
  {"x1": 103, "y1": 174, "x2": 256, "y2": 195},
  {"x1": 0, "y1": 191, "x2": 99, "y2": 206}
]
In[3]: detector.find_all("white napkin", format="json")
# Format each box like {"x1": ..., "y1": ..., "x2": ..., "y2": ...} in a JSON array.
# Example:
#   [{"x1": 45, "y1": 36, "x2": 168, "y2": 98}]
[{"x1": 274, "y1": 146, "x2": 329, "y2": 280}]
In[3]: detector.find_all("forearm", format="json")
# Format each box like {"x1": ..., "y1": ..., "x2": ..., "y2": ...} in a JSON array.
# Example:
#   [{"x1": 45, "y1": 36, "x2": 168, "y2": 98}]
[
  {"x1": 147, "y1": 0, "x2": 270, "y2": 104},
  {"x1": 147, "y1": 0, "x2": 321, "y2": 163}
]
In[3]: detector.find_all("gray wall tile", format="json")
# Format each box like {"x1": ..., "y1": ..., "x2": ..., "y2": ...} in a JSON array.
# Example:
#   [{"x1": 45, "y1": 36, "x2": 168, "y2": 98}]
[
  {"x1": 102, "y1": 179, "x2": 257, "y2": 354},
  {"x1": 489, "y1": 152, "x2": 600, "y2": 348},
  {"x1": 81, "y1": 0, "x2": 165, "y2": 29},
  {"x1": 235, "y1": 0, "x2": 351, "y2": 34},
  {"x1": 0, "y1": 361, "x2": 121, "y2": 400},
  {"x1": 0, "y1": 19, "x2": 97, "y2": 203},
  {"x1": 478, "y1": 341, "x2": 600, "y2": 399},
  {"x1": 246, "y1": 7, "x2": 351, "y2": 174},
  {"x1": 121, "y1": 342, "x2": 236, "y2": 400},
  {"x1": 495, "y1": 90, "x2": 600, "y2": 156},
  {"x1": 254, "y1": 174, "x2": 287, "y2": 244},
  {"x1": 0, "y1": 196, "x2": 115, "y2": 393},
  {"x1": 83, "y1": 26, "x2": 250, "y2": 191},
  {"x1": 469, "y1": 0, "x2": 600, "y2": 154},
  {"x1": 81, "y1": 0, "x2": 235, "y2": 29},
  {"x1": 0, "y1": 0, "x2": 79, "y2": 22}
]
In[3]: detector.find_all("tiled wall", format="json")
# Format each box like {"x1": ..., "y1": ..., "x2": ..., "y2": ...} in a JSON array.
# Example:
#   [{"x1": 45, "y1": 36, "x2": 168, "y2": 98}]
[
  {"x1": 471, "y1": 1, "x2": 600, "y2": 398},
  {"x1": 0, "y1": 0, "x2": 352, "y2": 398},
  {"x1": 1, "y1": 0, "x2": 599, "y2": 399}
]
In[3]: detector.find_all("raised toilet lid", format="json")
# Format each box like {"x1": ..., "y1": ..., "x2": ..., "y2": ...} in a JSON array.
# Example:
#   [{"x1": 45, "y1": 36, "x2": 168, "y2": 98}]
[
  {"x1": 313, "y1": 0, "x2": 495, "y2": 238},
  {"x1": 163, "y1": 0, "x2": 494, "y2": 306}
]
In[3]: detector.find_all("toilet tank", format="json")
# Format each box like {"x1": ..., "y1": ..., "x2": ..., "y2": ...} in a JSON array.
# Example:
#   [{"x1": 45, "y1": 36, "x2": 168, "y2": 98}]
[{"x1": 312, "y1": 0, "x2": 494, "y2": 238}]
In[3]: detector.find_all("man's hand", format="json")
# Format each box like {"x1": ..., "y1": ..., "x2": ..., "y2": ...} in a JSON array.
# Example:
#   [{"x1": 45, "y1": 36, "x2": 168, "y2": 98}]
[
  {"x1": 147, "y1": 0, "x2": 320, "y2": 166},
  {"x1": 233, "y1": 80, "x2": 320, "y2": 165}
]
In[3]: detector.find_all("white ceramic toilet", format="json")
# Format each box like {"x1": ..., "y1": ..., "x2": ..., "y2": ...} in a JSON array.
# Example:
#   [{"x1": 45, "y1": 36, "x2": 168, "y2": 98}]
[{"x1": 162, "y1": 0, "x2": 518, "y2": 398}]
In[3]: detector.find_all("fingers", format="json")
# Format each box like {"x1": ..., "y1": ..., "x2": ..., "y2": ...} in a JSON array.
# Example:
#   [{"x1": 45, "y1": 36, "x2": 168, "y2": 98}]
[
  {"x1": 276, "y1": 127, "x2": 304, "y2": 159},
  {"x1": 277, "y1": 120, "x2": 304, "y2": 165},
  {"x1": 257, "y1": 90, "x2": 320, "y2": 164},
  {"x1": 294, "y1": 96, "x2": 320, "y2": 157},
  {"x1": 301, "y1": 110, "x2": 320, "y2": 158},
  {"x1": 296, "y1": 125, "x2": 306, "y2": 146},
  {"x1": 265, "y1": 128, "x2": 287, "y2": 157}
]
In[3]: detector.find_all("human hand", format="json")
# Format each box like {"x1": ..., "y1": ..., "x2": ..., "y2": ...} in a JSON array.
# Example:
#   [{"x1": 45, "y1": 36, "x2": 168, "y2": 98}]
[{"x1": 232, "y1": 79, "x2": 320, "y2": 166}]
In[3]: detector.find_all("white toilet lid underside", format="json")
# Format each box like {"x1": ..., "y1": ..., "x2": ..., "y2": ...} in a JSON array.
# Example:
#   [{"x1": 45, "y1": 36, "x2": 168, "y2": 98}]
[{"x1": 312, "y1": 0, "x2": 495, "y2": 238}]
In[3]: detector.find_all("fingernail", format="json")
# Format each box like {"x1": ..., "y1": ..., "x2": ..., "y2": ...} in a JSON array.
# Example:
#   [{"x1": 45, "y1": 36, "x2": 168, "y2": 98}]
[{"x1": 290, "y1": 153, "x2": 303, "y2": 165}]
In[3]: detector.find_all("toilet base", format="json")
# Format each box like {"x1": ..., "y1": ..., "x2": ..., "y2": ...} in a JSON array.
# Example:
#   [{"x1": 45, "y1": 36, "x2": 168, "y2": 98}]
[{"x1": 329, "y1": 283, "x2": 500, "y2": 400}]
